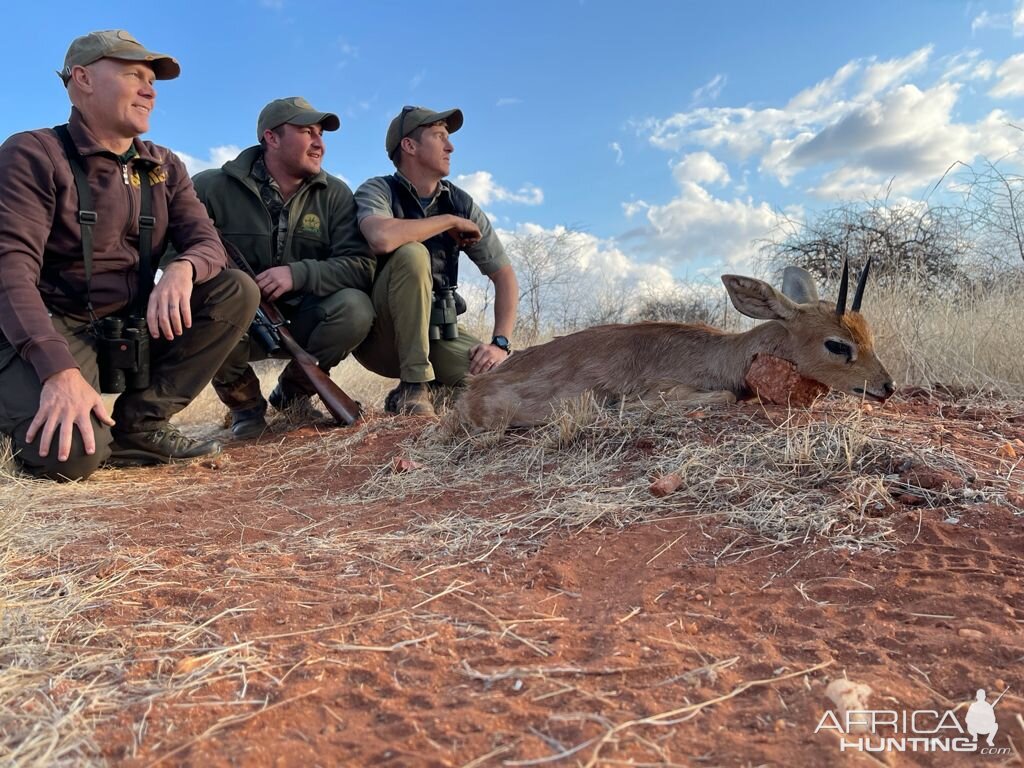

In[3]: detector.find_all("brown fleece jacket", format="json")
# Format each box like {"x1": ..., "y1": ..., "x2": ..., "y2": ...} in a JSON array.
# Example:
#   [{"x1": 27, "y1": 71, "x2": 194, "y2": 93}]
[{"x1": 0, "y1": 107, "x2": 226, "y2": 381}]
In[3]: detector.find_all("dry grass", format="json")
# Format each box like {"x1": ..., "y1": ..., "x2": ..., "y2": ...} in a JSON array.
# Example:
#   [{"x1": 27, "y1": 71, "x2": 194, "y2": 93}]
[
  {"x1": 867, "y1": 277, "x2": 1024, "y2": 396},
  {"x1": 357, "y1": 395, "x2": 1006, "y2": 559}
]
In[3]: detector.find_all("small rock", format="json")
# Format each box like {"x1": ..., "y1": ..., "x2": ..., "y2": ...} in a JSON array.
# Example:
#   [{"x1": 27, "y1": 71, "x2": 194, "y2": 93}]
[
  {"x1": 825, "y1": 679, "x2": 873, "y2": 733},
  {"x1": 685, "y1": 622, "x2": 700, "y2": 636},
  {"x1": 898, "y1": 493, "x2": 926, "y2": 505},
  {"x1": 958, "y1": 628, "x2": 985, "y2": 639},
  {"x1": 650, "y1": 472, "x2": 684, "y2": 498},
  {"x1": 392, "y1": 457, "x2": 423, "y2": 473},
  {"x1": 997, "y1": 442, "x2": 1018, "y2": 459},
  {"x1": 745, "y1": 354, "x2": 829, "y2": 407},
  {"x1": 774, "y1": 718, "x2": 787, "y2": 733}
]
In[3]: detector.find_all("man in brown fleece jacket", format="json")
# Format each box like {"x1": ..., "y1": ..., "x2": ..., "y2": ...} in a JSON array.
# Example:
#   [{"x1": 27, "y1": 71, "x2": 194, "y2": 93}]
[{"x1": 0, "y1": 30, "x2": 259, "y2": 480}]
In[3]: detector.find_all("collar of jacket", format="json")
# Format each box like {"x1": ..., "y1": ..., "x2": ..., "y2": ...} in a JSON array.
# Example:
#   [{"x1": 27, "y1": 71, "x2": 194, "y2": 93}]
[
  {"x1": 393, "y1": 171, "x2": 452, "y2": 207},
  {"x1": 66, "y1": 106, "x2": 159, "y2": 165},
  {"x1": 223, "y1": 145, "x2": 328, "y2": 195}
]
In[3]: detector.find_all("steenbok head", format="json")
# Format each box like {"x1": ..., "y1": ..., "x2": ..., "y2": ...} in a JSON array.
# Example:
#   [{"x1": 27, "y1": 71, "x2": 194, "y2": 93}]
[{"x1": 722, "y1": 261, "x2": 896, "y2": 402}]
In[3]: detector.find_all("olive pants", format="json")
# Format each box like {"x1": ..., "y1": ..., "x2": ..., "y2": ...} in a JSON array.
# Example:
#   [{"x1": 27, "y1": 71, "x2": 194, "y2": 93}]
[
  {"x1": 354, "y1": 242, "x2": 480, "y2": 386},
  {"x1": 0, "y1": 270, "x2": 259, "y2": 480},
  {"x1": 212, "y1": 287, "x2": 374, "y2": 408}
]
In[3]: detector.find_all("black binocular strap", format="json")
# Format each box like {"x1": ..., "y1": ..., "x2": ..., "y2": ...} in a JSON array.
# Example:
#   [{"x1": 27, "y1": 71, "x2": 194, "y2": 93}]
[
  {"x1": 51, "y1": 124, "x2": 156, "y2": 317},
  {"x1": 53, "y1": 124, "x2": 97, "y2": 316}
]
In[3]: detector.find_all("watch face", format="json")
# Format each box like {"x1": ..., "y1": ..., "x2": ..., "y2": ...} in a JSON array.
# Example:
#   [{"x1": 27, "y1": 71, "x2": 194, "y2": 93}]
[{"x1": 492, "y1": 335, "x2": 510, "y2": 351}]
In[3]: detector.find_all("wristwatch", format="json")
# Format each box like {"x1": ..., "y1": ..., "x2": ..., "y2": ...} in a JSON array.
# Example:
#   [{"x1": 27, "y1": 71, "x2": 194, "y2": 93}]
[{"x1": 491, "y1": 335, "x2": 512, "y2": 354}]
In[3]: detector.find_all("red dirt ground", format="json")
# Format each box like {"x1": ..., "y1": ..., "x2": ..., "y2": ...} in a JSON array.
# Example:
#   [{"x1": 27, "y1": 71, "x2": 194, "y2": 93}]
[{"x1": 41, "y1": 390, "x2": 1024, "y2": 766}]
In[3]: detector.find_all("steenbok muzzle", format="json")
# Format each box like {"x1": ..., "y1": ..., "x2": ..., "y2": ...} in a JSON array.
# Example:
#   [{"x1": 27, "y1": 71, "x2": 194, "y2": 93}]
[{"x1": 456, "y1": 262, "x2": 896, "y2": 430}]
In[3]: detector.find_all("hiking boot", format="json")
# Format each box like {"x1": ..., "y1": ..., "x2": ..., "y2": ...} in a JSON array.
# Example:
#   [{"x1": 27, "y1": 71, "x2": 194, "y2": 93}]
[
  {"x1": 269, "y1": 383, "x2": 325, "y2": 422},
  {"x1": 110, "y1": 425, "x2": 222, "y2": 465},
  {"x1": 230, "y1": 405, "x2": 268, "y2": 439},
  {"x1": 384, "y1": 382, "x2": 436, "y2": 417}
]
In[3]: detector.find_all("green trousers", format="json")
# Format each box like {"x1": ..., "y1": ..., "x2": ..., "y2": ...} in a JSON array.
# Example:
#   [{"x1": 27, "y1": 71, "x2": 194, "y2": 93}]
[
  {"x1": 213, "y1": 287, "x2": 374, "y2": 408},
  {"x1": 0, "y1": 270, "x2": 259, "y2": 480},
  {"x1": 354, "y1": 242, "x2": 480, "y2": 386}
]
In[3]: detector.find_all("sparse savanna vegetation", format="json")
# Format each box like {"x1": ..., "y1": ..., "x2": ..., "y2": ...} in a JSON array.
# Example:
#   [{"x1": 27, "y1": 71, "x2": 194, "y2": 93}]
[{"x1": 2, "y1": 163, "x2": 1024, "y2": 765}]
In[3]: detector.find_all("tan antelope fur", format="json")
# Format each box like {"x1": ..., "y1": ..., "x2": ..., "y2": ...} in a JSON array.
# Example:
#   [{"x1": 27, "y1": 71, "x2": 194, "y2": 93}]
[{"x1": 456, "y1": 263, "x2": 896, "y2": 430}]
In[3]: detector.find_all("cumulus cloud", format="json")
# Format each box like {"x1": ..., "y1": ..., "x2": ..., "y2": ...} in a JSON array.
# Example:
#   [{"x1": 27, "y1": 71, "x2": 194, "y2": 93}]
[
  {"x1": 453, "y1": 171, "x2": 543, "y2": 206},
  {"x1": 634, "y1": 184, "x2": 784, "y2": 271},
  {"x1": 639, "y1": 46, "x2": 1024, "y2": 199},
  {"x1": 173, "y1": 145, "x2": 243, "y2": 175},
  {"x1": 672, "y1": 151, "x2": 730, "y2": 186}
]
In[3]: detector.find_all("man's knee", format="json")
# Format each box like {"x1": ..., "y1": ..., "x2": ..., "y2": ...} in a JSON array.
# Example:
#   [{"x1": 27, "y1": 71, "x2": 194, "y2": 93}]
[
  {"x1": 389, "y1": 242, "x2": 432, "y2": 280},
  {"x1": 203, "y1": 269, "x2": 261, "y2": 328},
  {"x1": 12, "y1": 418, "x2": 113, "y2": 481}
]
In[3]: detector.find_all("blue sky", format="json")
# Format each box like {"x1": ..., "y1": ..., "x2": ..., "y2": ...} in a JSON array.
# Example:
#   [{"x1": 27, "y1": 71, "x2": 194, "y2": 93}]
[{"x1": 3, "y1": 1, "x2": 1024, "y2": 293}]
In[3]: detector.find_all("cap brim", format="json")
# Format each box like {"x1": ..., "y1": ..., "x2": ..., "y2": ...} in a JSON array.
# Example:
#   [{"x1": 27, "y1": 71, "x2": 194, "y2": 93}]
[
  {"x1": 289, "y1": 111, "x2": 341, "y2": 132},
  {"x1": 110, "y1": 52, "x2": 181, "y2": 80},
  {"x1": 430, "y1": 108, "x2": 463, "y2": 134}
]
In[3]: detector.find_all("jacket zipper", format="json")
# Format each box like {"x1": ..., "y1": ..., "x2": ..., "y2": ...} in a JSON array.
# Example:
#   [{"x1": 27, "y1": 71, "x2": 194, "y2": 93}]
[{"x1": 122, "y1": 161, "x2": 137, "y2": 309}]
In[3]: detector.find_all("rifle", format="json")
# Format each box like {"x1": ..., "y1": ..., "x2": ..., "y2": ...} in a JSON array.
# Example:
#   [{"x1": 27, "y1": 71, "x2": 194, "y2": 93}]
[{"x1": 221, "y1": 239, "x2": 362, "y2": 426}]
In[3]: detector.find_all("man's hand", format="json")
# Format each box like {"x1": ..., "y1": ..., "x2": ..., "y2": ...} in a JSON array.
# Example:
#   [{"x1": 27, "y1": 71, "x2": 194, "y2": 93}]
[
  {"x1": 447, "y1": 216, "x2": 482, "y2": 248},
  {"x1": 468, "y1": 341, "x2": 510, "y2": 375},
  {"x1": 26, "y1": 368, "x2": 115, "y2": 461},
  {"x1": 147, "y1": 260, "x2": 194, "y2": 340},
  {"x1": 255, "y1": 266, "x2": 295, "y2": 301}
]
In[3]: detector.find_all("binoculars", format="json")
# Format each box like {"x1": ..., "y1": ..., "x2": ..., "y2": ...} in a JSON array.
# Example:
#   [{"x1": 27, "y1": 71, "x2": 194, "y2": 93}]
[
  {"x1": 429, "y1": 287, "x2": 459, "y2": 341},
  {"x1": 95, "y1": 315, "x2": 151, "y2": 394}
]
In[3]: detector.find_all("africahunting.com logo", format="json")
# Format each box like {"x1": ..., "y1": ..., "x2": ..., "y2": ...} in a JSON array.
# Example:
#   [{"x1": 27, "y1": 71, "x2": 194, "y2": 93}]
[{"x1": 815, "y1": 686, "x2": 1011, "y2": 755}]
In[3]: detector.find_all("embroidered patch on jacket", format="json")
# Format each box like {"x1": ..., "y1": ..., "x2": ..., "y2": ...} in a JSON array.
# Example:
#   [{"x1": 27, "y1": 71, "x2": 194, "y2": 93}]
[
  {"x1": 129, "y1": 167, "x2": 169, "y2": 187},
  {"x1": 300, "y1": 213, "x2": 322, "y2": 235}
]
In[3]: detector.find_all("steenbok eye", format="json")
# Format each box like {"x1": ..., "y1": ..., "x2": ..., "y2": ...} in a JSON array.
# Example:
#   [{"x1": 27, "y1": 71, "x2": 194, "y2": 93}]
[{"x1": 825, "y1": 340, "x2": 852, "y2": 358}]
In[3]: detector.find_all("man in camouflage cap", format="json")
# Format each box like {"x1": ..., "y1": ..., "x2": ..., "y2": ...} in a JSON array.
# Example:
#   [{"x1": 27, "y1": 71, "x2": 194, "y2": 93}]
[
  {"x1": 185, "y1": 97, "x2": 374, "y2": 438},
  {"x1": 0, "y1": 30, "x2": 259, "y2": 480},
  {"x1": 353, "y1": 106, "x2": 518, "y2": 417}
]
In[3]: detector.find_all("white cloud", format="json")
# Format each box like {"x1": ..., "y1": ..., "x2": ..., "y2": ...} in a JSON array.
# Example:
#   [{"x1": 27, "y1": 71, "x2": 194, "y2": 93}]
[
  {"x1": 970, "y1": 2, "x2": 1024, "y2": 36},
  {"x1": 453, "y1": 171, "x2": 543, "y2": 206},
  {"x1": 609, "y1": 141, "x2": 624, "y2": 165},
  {"x1": 173, "y1": 145, "x2": 243, "y2": 175},
  {"x1": 672, "y1": 151, "x2": 730, "y2": 186},
  {"x1": 410, "y1": 70, "x2": 426, "y2": 89},
  {"x1": 637, "y1": 182, "x2": 784, "y2": 271},
  {"x1": 858, "y1": 46, "x2": 932, "y2": 98},
  {"x1": 496, "y1": 97, "x2": 522, "y2": 107},
  {"x1": 640, "y1": 47, "x2": 1024, "y2": 199},
  {"x1": 990, "y1": 52, "x2": 1024, "y2": 97},
  {"x1": 692, "y1": 74, "x2": 727, "y2": 104}
]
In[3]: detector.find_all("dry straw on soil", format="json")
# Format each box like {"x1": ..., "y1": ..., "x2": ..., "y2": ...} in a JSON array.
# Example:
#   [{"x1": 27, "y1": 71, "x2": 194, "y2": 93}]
[{"x1": 358, "y1": 395, "x2": 1001, "y2": 558}]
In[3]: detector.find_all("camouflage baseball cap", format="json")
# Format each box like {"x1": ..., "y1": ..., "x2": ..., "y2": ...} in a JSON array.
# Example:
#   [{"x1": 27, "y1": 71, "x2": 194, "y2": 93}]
[
  {"x1": 257, "y1": 97, "x2": 340, "y2": 140},
  {"x1": 385, "y1": 106, "x2": 464, "y2": 159},
  {"x1": 58, "y1": 30, "x2": 180, "y2": 85}
]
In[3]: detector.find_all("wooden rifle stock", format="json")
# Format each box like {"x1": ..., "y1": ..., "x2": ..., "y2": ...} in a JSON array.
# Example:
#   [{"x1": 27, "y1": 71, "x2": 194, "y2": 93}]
[{"x1": 222, "y1": 239, "x2": 362, "y2": 426}]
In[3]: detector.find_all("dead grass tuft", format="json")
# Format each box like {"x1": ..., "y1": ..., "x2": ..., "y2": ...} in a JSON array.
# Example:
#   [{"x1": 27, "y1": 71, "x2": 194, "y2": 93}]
[{"x1": 360, "y1": 396, "x2": 1008, "y2": 557}]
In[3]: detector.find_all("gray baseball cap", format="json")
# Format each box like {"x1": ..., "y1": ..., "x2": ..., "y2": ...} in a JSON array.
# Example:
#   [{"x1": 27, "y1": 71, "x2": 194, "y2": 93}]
[
  {"x1": 58, "y1": 30, "x2": 180, "y2": 85},
  {"x1": 257, "y1": 96, "x2": 340, "y2": 140},
  {"x1": 385, "y1": 106, "x2": 464, "y2": 159}
]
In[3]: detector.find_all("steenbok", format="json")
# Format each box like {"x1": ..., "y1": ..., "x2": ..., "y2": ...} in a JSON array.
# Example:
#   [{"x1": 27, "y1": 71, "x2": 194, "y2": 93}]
[{"x1": 456, "y1": 262, "x2": 896, "y2": 430}]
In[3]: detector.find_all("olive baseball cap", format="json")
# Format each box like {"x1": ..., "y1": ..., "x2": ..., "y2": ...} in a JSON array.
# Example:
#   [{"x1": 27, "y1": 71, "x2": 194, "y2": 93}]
[
  {"x1": 257, "y1": 97, "x2": 341, "y2": 140},
  {"x1": 386, "y1": 106, "x2": 464, "y2": 159},
  {"x1": 58, "y1": 30, "x2": 180, "y2": 85}
]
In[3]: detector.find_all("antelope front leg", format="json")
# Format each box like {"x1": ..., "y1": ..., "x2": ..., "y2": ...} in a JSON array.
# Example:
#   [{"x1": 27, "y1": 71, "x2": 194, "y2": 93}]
[{"x1": 638, "y1": 384, "x2": 737, "y2": 409}]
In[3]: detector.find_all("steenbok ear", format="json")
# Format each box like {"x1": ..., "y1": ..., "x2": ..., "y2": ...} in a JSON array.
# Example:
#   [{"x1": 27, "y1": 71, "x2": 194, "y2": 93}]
[
  {"x1": 722, "y1": 275, "x2": 800, "y2": 321},
  {"x1": 781, "y1": 266, "x2": 819, "y2": 304}
]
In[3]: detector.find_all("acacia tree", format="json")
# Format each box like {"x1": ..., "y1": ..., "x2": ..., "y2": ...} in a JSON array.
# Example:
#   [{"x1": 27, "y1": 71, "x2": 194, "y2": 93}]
[{"x1": 758, "y1": 200, "x2": 972, "y2": 294}]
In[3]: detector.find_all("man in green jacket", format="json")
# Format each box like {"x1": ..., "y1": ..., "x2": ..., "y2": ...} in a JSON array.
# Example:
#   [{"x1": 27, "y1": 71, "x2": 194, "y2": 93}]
[{"x1": 190, "y1": 97, "x2": 375, "y2": 438}]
